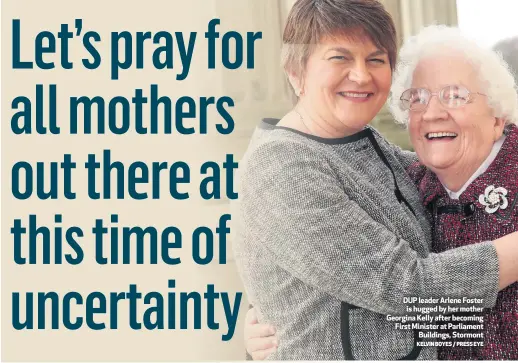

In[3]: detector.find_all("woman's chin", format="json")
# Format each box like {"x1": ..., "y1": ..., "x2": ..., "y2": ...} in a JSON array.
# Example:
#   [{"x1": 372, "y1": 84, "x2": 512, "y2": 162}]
[{"x1": 423, "y1": 159, "x2": 456, "y2": 173}]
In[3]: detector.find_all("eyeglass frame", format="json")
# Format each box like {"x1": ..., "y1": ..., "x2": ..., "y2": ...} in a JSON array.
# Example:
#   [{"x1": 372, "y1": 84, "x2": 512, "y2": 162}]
[{"x1": 399, "y1": 84, "x2": 487, "y2": 111}]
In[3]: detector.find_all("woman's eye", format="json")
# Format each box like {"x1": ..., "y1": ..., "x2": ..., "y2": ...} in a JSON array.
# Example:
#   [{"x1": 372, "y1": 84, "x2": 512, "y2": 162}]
[
  {"x1": 368, "y1": 58, "x2": 386, "y2": 64},
  {"x1": 328, "y1": 56, "x2": 346, "y2": 61},
  {"x1": 449, "y1": 94, "x2": 466, "y2": 100}
]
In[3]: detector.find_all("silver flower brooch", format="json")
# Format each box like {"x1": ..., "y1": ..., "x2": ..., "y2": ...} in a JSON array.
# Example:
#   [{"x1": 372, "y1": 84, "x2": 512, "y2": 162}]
[{"x1": 478, "y1": 185, "x2": 508, "y2": 214}]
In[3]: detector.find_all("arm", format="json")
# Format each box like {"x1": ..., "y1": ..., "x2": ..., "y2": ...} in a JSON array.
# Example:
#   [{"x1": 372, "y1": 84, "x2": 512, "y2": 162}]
[
  {"x1": 370, "y1": 127, "x2": 417, "y2": 169},
  {"x1": 242, "y1": 141, "x2": 517, "y2": 316}
]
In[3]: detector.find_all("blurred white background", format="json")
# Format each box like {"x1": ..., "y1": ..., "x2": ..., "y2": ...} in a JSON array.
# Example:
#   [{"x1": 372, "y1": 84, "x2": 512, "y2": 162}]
[{"x1": 457, "y1": 0, "x2": 518, "y2": 47}]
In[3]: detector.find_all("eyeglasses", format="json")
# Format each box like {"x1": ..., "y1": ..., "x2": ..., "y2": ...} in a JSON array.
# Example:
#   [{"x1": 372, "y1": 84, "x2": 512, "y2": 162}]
[{"x1": 399, "y1": 85, "x2": 486, "y2": 111}]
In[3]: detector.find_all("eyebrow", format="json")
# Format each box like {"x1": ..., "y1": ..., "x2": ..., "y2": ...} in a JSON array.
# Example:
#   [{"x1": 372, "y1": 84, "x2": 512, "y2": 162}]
[{"x1": 325, "y1": 47, "x2": 387, "y2": 58}]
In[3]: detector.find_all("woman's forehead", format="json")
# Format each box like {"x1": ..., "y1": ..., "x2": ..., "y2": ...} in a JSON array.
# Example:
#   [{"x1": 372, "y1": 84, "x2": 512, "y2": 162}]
[
  {"x1": 316, "y1": 34, "x2": 382, "y2": 53},
  {"x1": 412, "y1": 55, "x2": 479, "y2": 86}
]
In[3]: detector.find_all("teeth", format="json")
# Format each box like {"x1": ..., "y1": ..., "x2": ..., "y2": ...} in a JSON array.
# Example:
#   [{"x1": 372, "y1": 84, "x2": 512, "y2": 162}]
[
  {"x1": 340, "y1": 92, "x2": 370, "y2": 98},
  {"x1": 427, "y1": 132, "x2": 457, "y2": 139}
]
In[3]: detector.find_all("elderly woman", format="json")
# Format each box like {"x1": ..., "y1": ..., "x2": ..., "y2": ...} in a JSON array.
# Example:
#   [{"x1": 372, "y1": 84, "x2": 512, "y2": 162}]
[
  {"x1": 389, "y1": 25, "x2": 518, "y2": 360},
  {"x1": 233, "y1": 0, "x2": 518, "y2": 360}
]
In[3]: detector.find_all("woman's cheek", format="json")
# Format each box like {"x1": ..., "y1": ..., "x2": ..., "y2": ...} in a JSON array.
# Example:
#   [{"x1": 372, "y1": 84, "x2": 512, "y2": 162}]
[{"x1": 408, "y1": 119, "x2": 420, "y2": 142}]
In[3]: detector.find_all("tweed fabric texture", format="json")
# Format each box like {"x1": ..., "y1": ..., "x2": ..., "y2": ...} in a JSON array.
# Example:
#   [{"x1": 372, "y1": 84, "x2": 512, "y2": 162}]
[
  {"x1": 408, "y1": 124, "x2": 518, "y2": 360},
  {"x1": 233, "y1": 119, "x2": 500, "y2": 360}
]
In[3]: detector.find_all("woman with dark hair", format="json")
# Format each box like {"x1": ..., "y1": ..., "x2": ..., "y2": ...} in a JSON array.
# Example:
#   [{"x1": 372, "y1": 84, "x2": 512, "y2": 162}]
[{"x1": 233, "y1": 0, "x2": 518, "y2": 360}]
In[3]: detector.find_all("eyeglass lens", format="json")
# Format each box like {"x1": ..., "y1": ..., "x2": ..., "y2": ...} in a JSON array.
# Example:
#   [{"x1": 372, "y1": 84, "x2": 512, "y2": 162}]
[{"x1": 401, "y1": 85, "x2": 471, "y2": 110}]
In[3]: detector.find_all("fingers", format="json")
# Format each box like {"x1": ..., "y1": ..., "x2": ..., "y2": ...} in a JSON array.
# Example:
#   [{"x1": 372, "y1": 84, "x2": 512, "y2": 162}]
[
  {"x1": 244, "y1": 306, "x2": 278, "y2": 360},
  {"x1": 245, "y1": 322, "x2": 276, "y2": 341},
  {"x1": 245, "y1": 307, "x2": 258, "y2": 325},
  {"x1": 247, "y1": 336, "x2": 278, "y2": 354},
  {"x1": 251, "y1": 346, "x2": 278, "y2": 361}
]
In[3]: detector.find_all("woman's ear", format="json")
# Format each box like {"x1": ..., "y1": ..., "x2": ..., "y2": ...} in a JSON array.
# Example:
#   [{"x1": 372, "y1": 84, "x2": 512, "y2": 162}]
[
  {"x1": 287, "y1": 71, "x2": 304, "y2": 97},
  {"x1": 493, "y1": 117, "x2": 506, "y2": 141}
]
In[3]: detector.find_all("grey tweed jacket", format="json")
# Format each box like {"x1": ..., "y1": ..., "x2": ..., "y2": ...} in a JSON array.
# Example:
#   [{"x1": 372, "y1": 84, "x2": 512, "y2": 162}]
[{"x1": 232, "y1": 119, "x2": 500, "y2": 360}]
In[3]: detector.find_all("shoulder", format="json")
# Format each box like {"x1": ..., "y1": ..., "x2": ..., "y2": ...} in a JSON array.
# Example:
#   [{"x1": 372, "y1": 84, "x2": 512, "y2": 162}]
[
  {"x1": 241, "y1": 130, "x2": 332, "y2": 178},
  {"x1": 505, "y1": 123, "x2": 518, "y2": 145},
  {"x1": 237, "y1": 132, "x2": 344, "y2": 205}
]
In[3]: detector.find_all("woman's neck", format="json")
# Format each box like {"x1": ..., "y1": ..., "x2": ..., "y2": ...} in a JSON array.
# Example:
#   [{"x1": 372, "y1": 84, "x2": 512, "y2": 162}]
[
  {"x1": 435, "y1": 165, "x2": 481, "y2": 193},
  {"x1": 435, "y1": 147, "x2": 496, "y2": 193}
]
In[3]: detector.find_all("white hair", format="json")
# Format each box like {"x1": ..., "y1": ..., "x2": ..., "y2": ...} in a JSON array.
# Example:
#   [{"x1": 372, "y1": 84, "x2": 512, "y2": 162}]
[{"x1": 389, "y1": 25, "x2": 518, "y2": 126}]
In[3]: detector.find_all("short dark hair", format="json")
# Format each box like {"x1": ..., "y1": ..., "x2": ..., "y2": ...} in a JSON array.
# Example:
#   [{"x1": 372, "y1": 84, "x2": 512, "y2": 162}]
[{"x1": 282, "y1": 0, "x2": 397, "y2": 76}]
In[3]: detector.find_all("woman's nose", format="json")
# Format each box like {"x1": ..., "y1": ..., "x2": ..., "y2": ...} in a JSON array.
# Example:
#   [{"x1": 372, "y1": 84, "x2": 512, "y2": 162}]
[
  {"x1": 348, "y1": 64, "x2": 372, "y2": 85},
  {"x1": 422, "y1": 95, "x2": 448, "y2": 122}
]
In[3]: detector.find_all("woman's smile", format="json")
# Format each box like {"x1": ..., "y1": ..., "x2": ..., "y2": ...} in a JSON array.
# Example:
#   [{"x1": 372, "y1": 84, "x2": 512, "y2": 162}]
[{"x1": 337, "y1": 91, "x2": 374, "y2": 103}]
